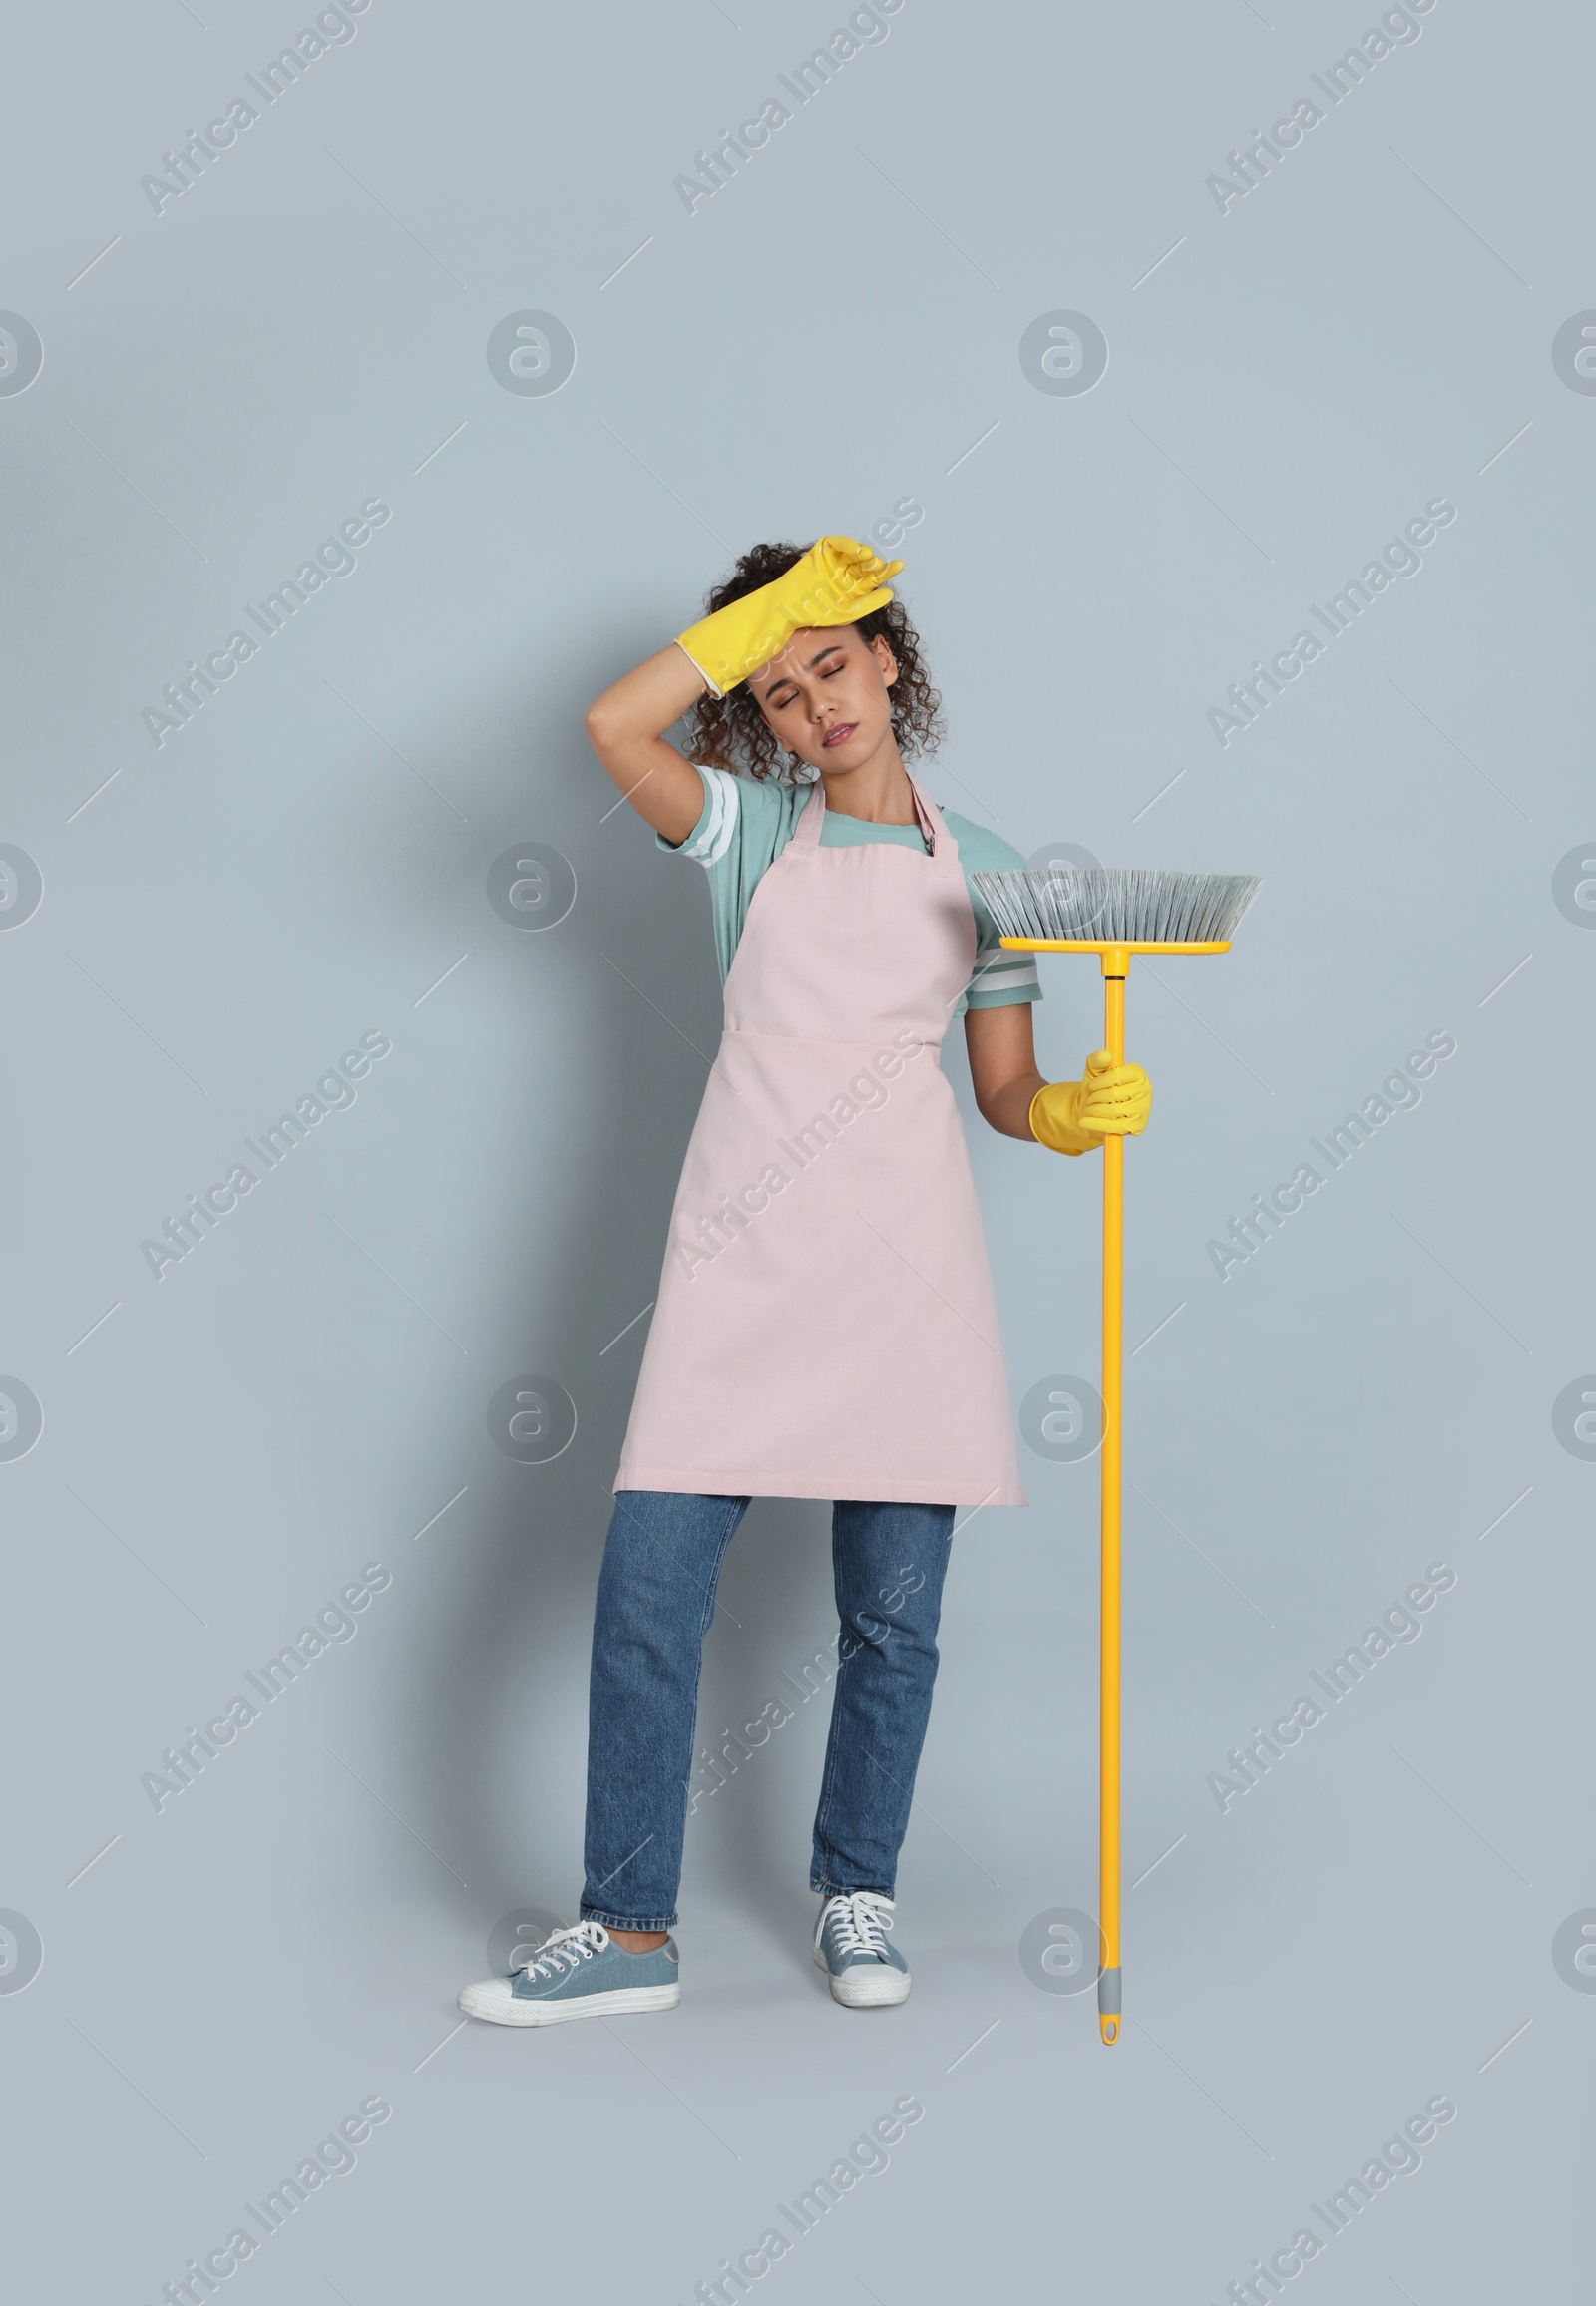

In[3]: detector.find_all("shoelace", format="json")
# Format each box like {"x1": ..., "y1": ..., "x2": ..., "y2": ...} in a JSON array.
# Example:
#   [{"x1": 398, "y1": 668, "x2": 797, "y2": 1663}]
[
  {"x1": 516, "y1": 1919, "x2": 609, "y2": 1979},
  {"x1": 822, "y1": 1890, "x2": 895, "y2": 1959}
]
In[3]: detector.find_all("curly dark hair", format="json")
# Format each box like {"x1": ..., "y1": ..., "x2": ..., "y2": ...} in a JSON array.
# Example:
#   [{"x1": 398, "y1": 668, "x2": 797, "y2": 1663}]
[{"x1": 685, "y1": 540, "x2": 945, "y2": 783}]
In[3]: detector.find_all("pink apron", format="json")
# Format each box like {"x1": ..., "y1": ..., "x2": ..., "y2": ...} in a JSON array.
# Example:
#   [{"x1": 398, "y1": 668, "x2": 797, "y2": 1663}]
[{"x1": 613, "y1": 772, "x2": 1027, "y2": 1507}]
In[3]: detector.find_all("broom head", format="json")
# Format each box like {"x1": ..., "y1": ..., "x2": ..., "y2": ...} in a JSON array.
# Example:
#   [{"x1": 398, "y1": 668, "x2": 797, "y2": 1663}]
[{"x1": 971, "y1": 866, "x2": 1262, "y2": 952}]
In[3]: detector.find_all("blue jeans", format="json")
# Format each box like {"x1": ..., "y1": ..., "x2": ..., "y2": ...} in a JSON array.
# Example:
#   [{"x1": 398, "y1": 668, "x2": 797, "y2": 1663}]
[{"x1": 581, "y1": 1491, "x2": 956, "y2": 1932}]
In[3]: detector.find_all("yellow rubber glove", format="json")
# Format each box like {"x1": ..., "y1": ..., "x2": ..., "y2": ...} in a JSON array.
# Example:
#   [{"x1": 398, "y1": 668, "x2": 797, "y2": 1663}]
[
  {"x1": 675, "y1": 536, "x2": 904, "y2": 698},
  {"x1": 1029, "y1": 1050, "x2": 1153, "y2": 1156}
]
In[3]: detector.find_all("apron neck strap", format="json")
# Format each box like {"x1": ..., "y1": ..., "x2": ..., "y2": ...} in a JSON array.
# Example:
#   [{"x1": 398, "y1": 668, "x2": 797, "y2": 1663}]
[
  {"x1": 791, "y1": 771, "x2": 950, "y2": 856},
  {"x1": 908, "y1": 775, "x2": 949, "y2": 857},
  {"x1": 791, "y1": 773, "x2": 826, "y2": 850}
]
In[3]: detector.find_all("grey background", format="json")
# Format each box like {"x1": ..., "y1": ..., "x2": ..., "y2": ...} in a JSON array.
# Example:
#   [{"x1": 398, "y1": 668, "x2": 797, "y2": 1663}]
[{"x1": 3, "y1": 0, "x2": 1591, "y2": 2297}]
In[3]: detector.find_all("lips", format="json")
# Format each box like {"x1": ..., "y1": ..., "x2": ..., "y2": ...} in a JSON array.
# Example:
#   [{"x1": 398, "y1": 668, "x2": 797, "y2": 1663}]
[{"x1": 821, "y1": 722, "x2": 857, "y2": 748}]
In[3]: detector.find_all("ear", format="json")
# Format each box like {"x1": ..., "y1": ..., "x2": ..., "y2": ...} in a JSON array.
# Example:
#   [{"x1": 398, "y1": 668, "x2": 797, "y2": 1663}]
[{"x1": 868, "y1": 631, "x2": 900, "y2": 688}]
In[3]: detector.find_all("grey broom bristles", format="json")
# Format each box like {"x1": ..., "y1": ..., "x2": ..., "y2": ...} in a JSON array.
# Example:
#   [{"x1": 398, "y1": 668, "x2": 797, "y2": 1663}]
[{"x1": 970, "y1": 867, "x2": 1263, "y2": 946}]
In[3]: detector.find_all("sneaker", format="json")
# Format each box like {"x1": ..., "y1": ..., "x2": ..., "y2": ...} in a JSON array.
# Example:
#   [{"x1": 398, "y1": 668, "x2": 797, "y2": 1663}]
[
  {"x1": 457, "y1": 1919, "x2": 680, "y2": 2028},
  {"x1": 813, "y1": 1890, "x2": 911, "y2": 2008}
]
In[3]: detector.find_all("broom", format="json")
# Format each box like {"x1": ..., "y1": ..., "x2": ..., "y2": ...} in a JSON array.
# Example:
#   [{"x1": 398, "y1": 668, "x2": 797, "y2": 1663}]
[{"x1": 970, "y1": 866, "x2": 1263, "y2": 2046}]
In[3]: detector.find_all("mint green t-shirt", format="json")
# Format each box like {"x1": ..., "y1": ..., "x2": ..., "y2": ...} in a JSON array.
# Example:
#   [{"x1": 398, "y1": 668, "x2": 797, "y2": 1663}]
[{"x1": 659, "y1": 765, "x2": 1042, "y2": 1018}]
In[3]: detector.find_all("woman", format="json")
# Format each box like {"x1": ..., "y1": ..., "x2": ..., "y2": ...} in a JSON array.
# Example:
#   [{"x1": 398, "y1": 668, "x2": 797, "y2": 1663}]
[{"x1": 459, "y1": 537, "x2": 1151, "y2": 2025}]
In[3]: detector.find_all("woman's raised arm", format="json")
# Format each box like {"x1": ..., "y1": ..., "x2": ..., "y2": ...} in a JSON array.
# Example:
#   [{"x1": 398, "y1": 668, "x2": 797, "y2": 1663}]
[{"x1": 584, "y1": 643, "x2": 715, "y2": 848}]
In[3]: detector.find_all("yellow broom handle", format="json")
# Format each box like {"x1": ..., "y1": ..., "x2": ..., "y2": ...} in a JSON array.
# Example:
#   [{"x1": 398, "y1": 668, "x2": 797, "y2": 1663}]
[{"x1": 1098, "y1": 949, "x2": 1127, "y2": 2045}]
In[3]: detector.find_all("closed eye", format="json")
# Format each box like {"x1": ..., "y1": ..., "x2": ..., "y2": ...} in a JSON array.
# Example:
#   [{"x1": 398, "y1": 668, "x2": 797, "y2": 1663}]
[{"x1": 766, "y1": 649, "x2": 846, "y2": 707}]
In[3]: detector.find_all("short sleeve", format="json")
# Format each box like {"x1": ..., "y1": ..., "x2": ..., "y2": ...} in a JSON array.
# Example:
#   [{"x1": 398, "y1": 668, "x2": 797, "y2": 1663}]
[
  {"x1": 655, "y1": 763, "x2": 741, "y2": 863},
  {"x1": 949, "y1": 816, "x2": 1042, "y2": 1015},
  {"x1": 652, "y1": 765, "x2": 801, "y2": 984},
  {"x1": 960, "y1": 941, "x2": 1043, "y2": 1013}
]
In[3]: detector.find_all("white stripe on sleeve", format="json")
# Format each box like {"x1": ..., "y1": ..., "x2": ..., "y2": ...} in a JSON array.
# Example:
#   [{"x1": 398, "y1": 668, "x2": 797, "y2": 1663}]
[
  {"x1": 970, "y1": 951, "x2": 1041, "y2": 993},
  {"x1": 677, "y1": 766, "x2": 741, "y2": 865}
]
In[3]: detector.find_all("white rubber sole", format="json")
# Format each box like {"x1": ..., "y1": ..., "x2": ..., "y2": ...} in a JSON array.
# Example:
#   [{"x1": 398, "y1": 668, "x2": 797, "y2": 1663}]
[
  {"x1": 812, "y1": 1945, "x2": 912, "y2": 2008},
  {"x1": 456, "y1": 1978, "x2": 680, "y2": 2028}
]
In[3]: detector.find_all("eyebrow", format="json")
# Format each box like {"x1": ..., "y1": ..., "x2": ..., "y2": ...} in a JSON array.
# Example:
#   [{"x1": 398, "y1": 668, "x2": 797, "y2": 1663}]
[{"x1": 762, "y1": 639, "x2": 846, "y2": 689}]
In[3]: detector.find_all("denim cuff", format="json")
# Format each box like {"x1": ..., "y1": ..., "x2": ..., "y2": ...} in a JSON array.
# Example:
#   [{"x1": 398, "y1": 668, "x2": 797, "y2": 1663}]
[
  {"x1": 811, "y1": 1878, "x2": 895, "y2": 1901},
  {"x1": 580, "y1": 1900, "x2": 677, "y2": 1932}
]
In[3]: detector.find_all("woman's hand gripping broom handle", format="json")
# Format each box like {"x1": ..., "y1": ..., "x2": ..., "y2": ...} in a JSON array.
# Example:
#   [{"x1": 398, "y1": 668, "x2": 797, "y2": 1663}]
[{"x1": 1098, "y1": 946, "x2": 1128, "y2": 2046}]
